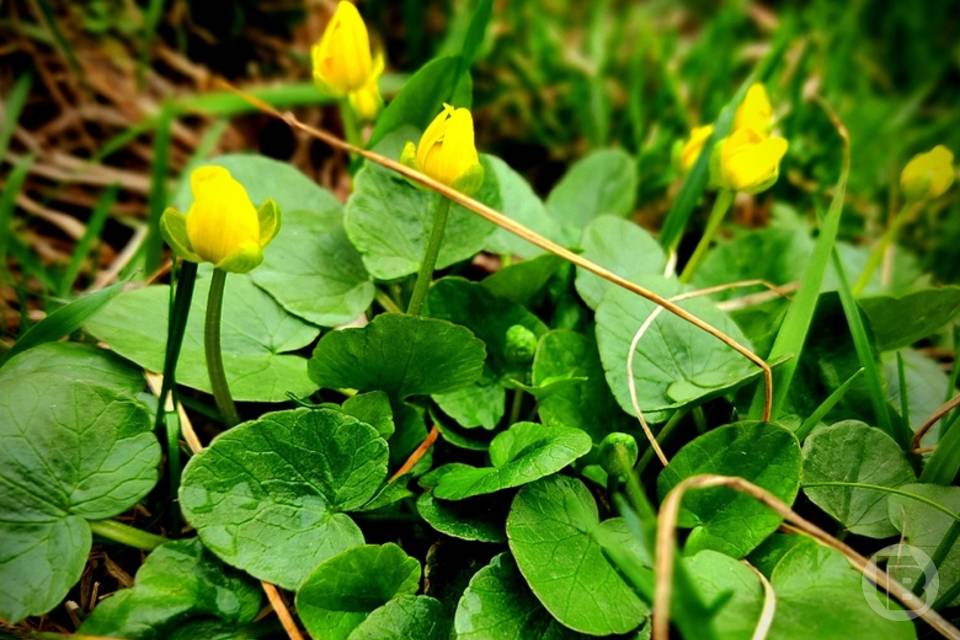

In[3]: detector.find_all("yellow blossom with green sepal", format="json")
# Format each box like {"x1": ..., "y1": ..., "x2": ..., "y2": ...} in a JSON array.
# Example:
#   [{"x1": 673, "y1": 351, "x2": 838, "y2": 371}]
[
  {"x1": 733, "y1": 83, "x2": 774, "y2": 134},
  {"x1": 159, "y1": 166, "x2": 280, "y2": 273},
  {"x1": 714, "y1": 127, "x2": 789, "y2": 194},
  {"x1": 900, "y1": 145, "x2": 955, "y2": 202},
  {"x1": 400, "y1": 103, "x2": 484, "y2": 194}
]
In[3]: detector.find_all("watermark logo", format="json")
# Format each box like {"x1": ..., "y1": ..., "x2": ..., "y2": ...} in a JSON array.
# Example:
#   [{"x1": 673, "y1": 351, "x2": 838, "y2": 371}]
[{"x1": 862, "y1": 543, "x2": 938, "y2": 621}]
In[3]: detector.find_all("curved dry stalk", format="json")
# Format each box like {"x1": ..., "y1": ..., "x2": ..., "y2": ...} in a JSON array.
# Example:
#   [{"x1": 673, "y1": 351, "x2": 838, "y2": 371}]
[
  {"x1": 743, "y1": 560, "x2": 776, "y2": 640},
  {"x1": 220, "y1": 82, "x2": 774, "y2": 422},
  {"x1": 627, "y1": 280, "x2": 791, "y2": 468},
  {"x1": 653, "y1": 474, "x2": 960, "y2": 640},
  {"x1": 912, "y1": 393, "x2": 960, "y2": 451}
]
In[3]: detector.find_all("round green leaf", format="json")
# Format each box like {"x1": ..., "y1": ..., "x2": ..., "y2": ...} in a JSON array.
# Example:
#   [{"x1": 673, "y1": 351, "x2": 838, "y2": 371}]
[
  {"x1": 309, "y1": 313, "x2": 486, "y2": 399},
  {"x1": 79, "y1": 539, "x2": 261, "y2": 639},
  {"x1": 347, "y1": 595, "x2": 446, "y2": 640},
  {"x1": 575, "y1": 216, "x2": 665, "y2": 309},
  {"x1": 595, "y1": 278, "x2": 758, "y2": 423},
  {"x1": 684, "y1": 551, "x2": 763, "y2": 640},
  {"x1": 0, "y1": 372, "x2": 159, "y2": 622},
  {"x1": 545, "y1": 148, "x2": 637, "y2": 231},
  {"x1": 415, "y1": 492, "x2": 505, "y2": 543},
  {"x1": 179, "y1": 408, "x2": 388, "y2": 589},
  {"x1": 85, "y1": 268, "x2": 319, "y2": 402},
  {"x1": 454, "y1": 552, "x2": 587, "y2": 639},
  {"x1": 431, "y1": 422, "x2": 592, "y2": 500},
  {"x1": 483, "y1": 155, "x2": 564, "y2": 259},
  {"x1": 296, "y1": 543, "x2": 420, "y2": 640},
  {"x1": 344, "y1": 156, "x2": 500, "y2": 280},
  {"x1": 0, "y1": 341, "x2": 143, "y2": 394},
  {"x1": 802, "y1": 420, "x2": 916, "y2": 538},
  {"x1": 657, "y1": 421, "x2": 801, "y2": 558},
  {"x1": 506, "y1": 476, "x2": 649, "y2": 635}
]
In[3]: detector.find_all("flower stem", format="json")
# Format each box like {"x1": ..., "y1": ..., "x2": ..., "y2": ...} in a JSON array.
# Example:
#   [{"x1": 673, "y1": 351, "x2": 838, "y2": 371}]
[
  {"x1": 679, "y1": 189, "x2": 734, "y2": 283},
  {"x1": 853, "y1": 201, "x2": 920, "y2": 295},
  {"x1": 204, "y1": 268, "x2": 240, "y2": 426},
  {"x1": 89, "y1": 519, "x2": 168, "y2": 551},
  {"x1": 407, "y1": 198, "x2": 452, "y2": 315}
]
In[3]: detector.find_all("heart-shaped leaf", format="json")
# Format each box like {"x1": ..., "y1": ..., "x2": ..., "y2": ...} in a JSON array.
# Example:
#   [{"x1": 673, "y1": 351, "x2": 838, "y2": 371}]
[
  {"x1": 0, "y1": 357, "x2": 159, "y2": 622},
  {"x1": 506, "y1": 475, "x2": 649, "y2": 635},
  {"x1": 415, "y1": 491, "x2": 505, "y2": 543},
  {"x1": 179, "y1": 408, "x2": 388, "y2": 589},
  {"x1": 85, "y1": 268, "x2": 319, "y2": 402},
  {"x1": 430, "y1": 422, "x2": 592, "y2": 500},
  {"x1": 483, "y1": 155, "x2": 564, "y2": 259},
  {"x1": 545, "y1": 148, "x2": 637, "y2": 232},
  {"x1": 309, "y1": 313, "x2": 486, "y2": 399},
  {"x1": 79, "y1": 539, "x2": 261, "y2": 639},
  {"x1": 295, "y1": 543, "x2": 420, "y2": 640},
  {"x1": 802, "y1": 420, "x2": 916, "y2": 538},
  {"x1": 657, "y1": 421, "x2": 801, "y2": 558},
  {"x1": 575, "y1": 216, "x2": 665, "y2": 309}
]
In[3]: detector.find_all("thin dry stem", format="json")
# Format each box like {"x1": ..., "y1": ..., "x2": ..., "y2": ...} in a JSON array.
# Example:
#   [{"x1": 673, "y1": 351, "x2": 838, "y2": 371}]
[
  {"x1": 389, "y1": 424, "x2": 440, "y2": 482},
  {"x1": 219, "y1": 81, "x2": 775, "y2": 422},
  {"x1": 743, "y1": 560, "x2": 776, "y2": 640},
  {"x1": 912, "y1": 393, "x2": 960, "y2": 451},
  {"x1": 261, "y1": 581, "x2": 306, "y2": 640},
  {"x1": 653, "y1": 474, "x2": 960, "y2": 640}
]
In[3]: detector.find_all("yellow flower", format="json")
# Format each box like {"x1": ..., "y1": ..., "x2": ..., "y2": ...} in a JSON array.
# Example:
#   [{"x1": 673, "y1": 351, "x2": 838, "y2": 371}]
[
  {"x1": 400, "y1": 104, "x2": 484, "y2": 193},
  {"x1": 312, "y1": 2, "x2": 382, "y2": 96},
  {"x1": 160, "y1": 166, "x2": 280, "y2": 273},
  {"x1": 347, "y1": 69, "x2": 384, "y2": 122},
  {"x1": 715, "y1": 127, "x2": 789, "y2": 194},
  {"x1": 679, "y1": 124, "x2": 714, "y2": 172},
  {"x1": 900, "y1": 145, "x2": 955, "y2": 201},
  {"x1": 734, "y1": 83, "x2": 774, "y2": 134}
]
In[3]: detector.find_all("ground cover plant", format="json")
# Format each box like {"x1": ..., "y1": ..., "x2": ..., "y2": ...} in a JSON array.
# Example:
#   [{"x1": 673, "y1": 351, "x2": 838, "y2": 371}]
[{"x1": 2, "y1": 0, "x2": 960, "y2": 638}]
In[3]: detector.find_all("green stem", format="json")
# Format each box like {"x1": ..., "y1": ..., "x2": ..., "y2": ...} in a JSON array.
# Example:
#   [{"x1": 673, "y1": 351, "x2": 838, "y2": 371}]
[
  {"x1": 915, "y1": 519, "x2": 960, "y2": 597},
  {"x1": 853, "y1": 202, "x2": 919, "y2": 295},
  {"x1": 407, "y1": 198, "x2": 452, "y2": 315},
  {"x1": 508, "y1": 387, "x2": 524, "y2": 425},
  {"x1": 339, "y1": 99, "x2": 361, "y2": 148},
  {"x1": 204, "y1": 268, "x2": 240, "y2": 426},
  {"x1": 678, "y1": 189, "x2": 734, "y2": 283},
  {"x1": 89, "y1": 519, "x2": 168, "y2": 551},
  {"x1": 374, "y1": 287, "x2": 402, "y2": 314}
]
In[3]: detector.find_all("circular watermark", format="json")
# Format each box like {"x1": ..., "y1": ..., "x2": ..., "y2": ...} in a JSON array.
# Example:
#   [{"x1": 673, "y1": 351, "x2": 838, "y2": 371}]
[{"x1": 861, "y1": 543, "x2": 939, "y2": 621}]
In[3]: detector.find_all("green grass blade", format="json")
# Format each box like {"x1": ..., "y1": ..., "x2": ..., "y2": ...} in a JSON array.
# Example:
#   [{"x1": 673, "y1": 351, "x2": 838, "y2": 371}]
[
  {"x1": 0, "y1": 155, "x2": 33, "y2": 269},
  {"x1": 0, "y1": 283, "x2": 123, "y2": 366},
  {"x1": 896, "y1": 351, "x2": 911, "y2": 432},
  {"x1": 59, "y1": 185, "x2": 118, "y2": 296},
  {"x1": 138, "y1": 0, "x2": 166, "y2": 86},
  {"x1": 144, "y1": 104, "x2": 174, "y2": 275},
  {"x1": 0, "y1": 73, "x2": 32, "y2": 162},
  {"x1": 750, "y1": 104, "x2": 849, "y2": 419},
  {"x1": 921, "y1": 411, "x2": 960, "y2": 484},
  {"x1": 795, "y1": 368, "x2": 864, "y2": 440}
]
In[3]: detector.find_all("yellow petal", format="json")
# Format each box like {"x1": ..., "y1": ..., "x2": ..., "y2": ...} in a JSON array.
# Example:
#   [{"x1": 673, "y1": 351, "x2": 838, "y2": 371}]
[
  {"x1": 185, "y1": 166, "x2": 261, "y2": 266},
  {"x1": 734, "y1": 83, "x2": 773, "y2": 134},
  {"x1": 680, "y1": 124, "x2": 714, "y2": 172},
  {"x1": 720, "y1": 129, "x2": 788, "y2": 193},
  {"x1": 312, "y1": 1, "x2": 373, "y2": 94},
  {"x1": 416, "y1": 104, "x2": 455, "y2": 171},
  {"x1": 901, "y1": 145, "x2": 955, "y2": 201},
  {"x1": 348, "y1": 76, "x2": 382, "y2": 121}
]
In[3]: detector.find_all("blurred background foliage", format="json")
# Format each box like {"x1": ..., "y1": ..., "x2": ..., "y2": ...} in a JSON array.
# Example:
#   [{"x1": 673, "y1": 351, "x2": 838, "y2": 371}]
[{"x1": 2, "y1": 0, "x2": 960, "y2": 336}]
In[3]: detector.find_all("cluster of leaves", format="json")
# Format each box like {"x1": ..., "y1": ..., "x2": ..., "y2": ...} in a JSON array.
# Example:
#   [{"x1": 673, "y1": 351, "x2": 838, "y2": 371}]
[{"x1": 3, "y1": 2, "x2": 960, "y2": 640}]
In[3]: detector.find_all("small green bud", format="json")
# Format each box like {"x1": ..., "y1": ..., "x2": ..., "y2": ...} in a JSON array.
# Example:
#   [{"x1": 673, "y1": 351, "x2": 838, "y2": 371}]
[
  {"x1": 597, "y1": 432, "x2": 639, "y2": 479},
  {"x1": 504, "y1": 324, "x2": 538, "y2": 365}
]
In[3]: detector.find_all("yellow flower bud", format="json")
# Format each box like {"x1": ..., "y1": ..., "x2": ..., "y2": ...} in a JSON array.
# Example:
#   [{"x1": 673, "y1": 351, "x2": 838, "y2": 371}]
[
  {"x1": 160, "y1": 166, "x2": 280, "y2": 273},
  {"x1": 400, "y1": 104, "x2": 484, "y2": 193},
  {"x1": 312, "y1": 1, "x2": 378, "y2": 96},
  {"x1": 734, "y1": 83, "x2": 774, "y2": 134},
  {"x1": 900, "y1": 145, "x2": 955, "y2": 202},
  {"x1": 347, "y1": 64, "x2": 384, "y2": 122},
  {"x1": 716, "y1": 127, "x2": 788, "y2": 194},
  {"x1": 679, "y1": 124, "x2": 714, "y2": 172}
]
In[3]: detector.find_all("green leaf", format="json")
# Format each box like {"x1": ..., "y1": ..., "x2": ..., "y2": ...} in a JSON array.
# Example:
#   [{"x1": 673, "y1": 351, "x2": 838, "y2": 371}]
[
  {"x1": 694, "y1": 226, "x2": 814, "y2": 294},
  {"x1": 0, "y1": 342, "x2": 143, "y2": 394},
  {"x1": 432, "y1": 376, "x2": 504, "y2": 430},
  {"x1": 348, "y1": 595, "x2": 446, "y2": 640},
  {"x1": 309, "y1": 313, "x2": 486, "y2": 399},
  {"x1": 179, "y1": 408, "x2": 387, "y2": 589},
  {"x1": 884, "y1": 349, "x2": 949, "y2": 440},
  {"x1": 802, "y1": 420, "x2": 916, "y2": 538},
  {"x1": 342, "y1": 391, "x2": 396, "y2": 439},
  {"x1": 295, "y1": 543, "x2": 420, "y2": 640},
  {"x1": 532, "y1": 329, "x2": 632, "y2": 441},
  {"x1": 767, "y1": 540, "x2": 916, "y2": 639},
  {"x1": 506, "y1": 475, "x2": 649, "y2": 635},
  {"x1": 2, "y1": 282, "x2": 123, "y2": 366},
  {"x1": 545, "y1": 148, "x2": 637, "y2": 233},
  {"x1": 657, "y1": 421, "x2": 801, "y2": 557},
  {"x1": 368, "y1": 56, "x2": 467, "y2": 148},
  {"x1": 85, "y1": 268, "x2": 319, "y2": 402},
  {"x1": 889, "y1": 483, "x2": 960, "y2": 606},
  {"x1": 483, "y1": 155, "x2": 564, "y2": 259},
  {"x1": 859, "y1": 287, "x2": 960, "y2": 351},
  {"x1": 344, "y1": 156, "x2": 500, "y2": 280},
  {"x1": 0, "y1": 374, "x2": 159, "y2": 622},
  {"x1": 595, "y1": 278, "x2": 757, "y2": 423},
  {"x1": 481, "y1": 254, "x2": 564, "y2": 307},
  {"x1": 79, "y1": 539, "x2": 261, "y2": 639},
  {"x1": 684, "y1": 550, "x2": 763, "y2": 640},
  {"x1": 454, "y1": 553, "x2": 587, "y2": 639},
  {"x1": 430, "y1": 422, "x2": 592, "y2": 500},
  {"x1": 575, "y1": 216, "x2": 666, "y2": 309},
  {"x1": 415, "y1": 491, "x2": 505, "y2": 543}
]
